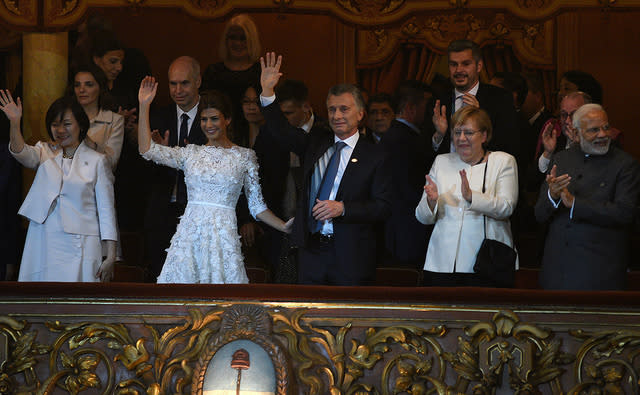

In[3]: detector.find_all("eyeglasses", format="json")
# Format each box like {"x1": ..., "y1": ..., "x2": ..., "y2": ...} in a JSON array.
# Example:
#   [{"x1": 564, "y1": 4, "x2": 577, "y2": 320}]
[
  {"x1": 582, "y1": 123, "x2": 611, "y2": 135},
  {"x1": 227, "y1": 34, "x2": 247, "y2": 41},
  {"x1": 242, "y1": 99, "x2": 259, "y2": 106},
  {"x1": 452, "y1": 128, "x2": 482, "y2": 138}
]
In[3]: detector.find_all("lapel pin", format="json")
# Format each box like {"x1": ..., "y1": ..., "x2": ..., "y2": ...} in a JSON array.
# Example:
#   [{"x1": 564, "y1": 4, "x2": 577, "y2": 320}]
[{"x1": 351, "y1": 158, "x2": 358, "y2": 163}]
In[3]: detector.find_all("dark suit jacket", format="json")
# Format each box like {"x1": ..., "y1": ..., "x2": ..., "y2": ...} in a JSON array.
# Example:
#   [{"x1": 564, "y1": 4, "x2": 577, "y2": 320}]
[
  {"x1": 261, "y1": 102, "x2": 392, "y2": 280},
  {"x1": 145, "y1": 104, "x2": 207, "y2": 228},
  {"x1": 429, "y1": 83, "x2": 519, "y2": 168},
  {"x1": 379, "y1": 119, "x2": 430, "y2": 267},
  {"x1": 535, "y1": 146, "x2": 640, "y2": 290}
]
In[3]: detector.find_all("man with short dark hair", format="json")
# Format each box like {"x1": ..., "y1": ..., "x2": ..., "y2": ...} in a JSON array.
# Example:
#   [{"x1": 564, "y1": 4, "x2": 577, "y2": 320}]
[
  {"x1": 430, "y1": 40, "x2": 518, "y2": 167},
  {"x1": 535, "y1": 104, "x2": 640, "y2": 290},
  {"x1": 260, "y1": 52, "x2": 392, "y2": 285}
]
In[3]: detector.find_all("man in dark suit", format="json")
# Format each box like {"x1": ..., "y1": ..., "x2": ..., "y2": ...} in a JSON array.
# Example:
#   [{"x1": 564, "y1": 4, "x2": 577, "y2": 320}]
[
  {"x1": 535, "y1": 104, "x2": 640, "y2": 290},
  {"x1": 144, "y1": 56, "x2": 207, "y2": 280},
  {"x1": 260, "y1": 52, "x2": 392, "y2": 285},
  {"x1": 379, "y1": 81, "x2": 432, "y2": 269},
  {"x1": 430, "y1": 40, "x2": 518, "y2": 168}
]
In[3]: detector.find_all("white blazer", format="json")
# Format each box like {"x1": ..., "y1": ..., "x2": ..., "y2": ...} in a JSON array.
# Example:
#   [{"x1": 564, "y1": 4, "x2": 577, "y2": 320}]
[
  {"x1": 10, "y1": 141, "x2": 117, "y2": 240},
  {"x1": 416, "y1": 151, "x2": 518, "y2": 273},
  {"x1": 88, "y1": 109, "x2": 124, "y2": 171}
]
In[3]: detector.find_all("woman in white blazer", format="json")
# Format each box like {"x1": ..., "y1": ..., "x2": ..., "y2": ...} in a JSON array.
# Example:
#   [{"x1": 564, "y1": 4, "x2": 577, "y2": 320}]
[
  {"x1": 0, "y1": 92, "x2": 117, "y2": 282},
  {"x1": 71, "y1": 64, "x2": 124, "y2": 171},
  {"x1": 416, "y1": 106, "x2": 518, "y2": 286}
]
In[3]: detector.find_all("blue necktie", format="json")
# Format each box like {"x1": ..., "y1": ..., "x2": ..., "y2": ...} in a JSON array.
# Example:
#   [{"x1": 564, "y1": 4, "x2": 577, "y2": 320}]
[{"x1": 312, "y1": 141, "x2": 347, "y2": 233}]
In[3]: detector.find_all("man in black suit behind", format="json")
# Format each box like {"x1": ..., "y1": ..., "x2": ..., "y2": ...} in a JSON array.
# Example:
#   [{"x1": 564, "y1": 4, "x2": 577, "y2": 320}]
[
  {"x1": 260, "y1": 52, "x2": 392, "y2": 285},
  {"x1": 430, "y1": 40, "x2": 519, "y2": 167},
  {"x1": 144, "y1": 56, "x2": 207, "y2": 280},
  {"x1": 379, "y1": 81, "x2": 432, "y2": 269}
]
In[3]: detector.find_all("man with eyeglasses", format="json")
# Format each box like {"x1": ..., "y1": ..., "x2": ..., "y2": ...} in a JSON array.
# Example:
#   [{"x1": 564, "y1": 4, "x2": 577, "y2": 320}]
[
  {"x1": 538, "y1": 91, "x2": 592, "y2": 174},
  {"x1": 535, "y1": 104, "x2": 640, "y2": 290}
]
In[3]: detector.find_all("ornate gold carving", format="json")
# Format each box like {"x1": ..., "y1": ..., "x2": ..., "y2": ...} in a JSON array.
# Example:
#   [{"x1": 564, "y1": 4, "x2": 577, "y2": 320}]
[
  {"x1": 337, "y1": 0, "x2": 405, "y2": 17},
  {"x1": 444, "y1": 310, "x2": 574, "y2": 393},
  {"x1": 424, "y1": 14, "x2": 482, "y2": 43},
  {"x1": 0, "y1": 316, "x2": 50, "y2": 394},
  {"x1": 567, "y1": 329, "x2": 640, "y2": 394},
  {"x1": 189, "y1": 0, "x2": 221, "y2": 10},
  {"x1": 517, "y1": 0, "x2": 548, "y2": 9},
  {"x1": 489, "y1": 14, "x2": 510, "y2": 39}
]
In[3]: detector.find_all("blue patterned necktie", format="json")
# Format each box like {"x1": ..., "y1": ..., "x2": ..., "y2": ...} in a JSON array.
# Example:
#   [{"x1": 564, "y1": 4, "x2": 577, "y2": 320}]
[{"x1": 312, "y1": 141, "x2": 347, "y2": 233}]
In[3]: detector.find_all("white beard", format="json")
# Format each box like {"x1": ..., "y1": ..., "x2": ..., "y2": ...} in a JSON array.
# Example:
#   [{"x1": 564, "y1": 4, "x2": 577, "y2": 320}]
[{"x1": 580, "y1": 137, "x2": 611, "y2": 155}]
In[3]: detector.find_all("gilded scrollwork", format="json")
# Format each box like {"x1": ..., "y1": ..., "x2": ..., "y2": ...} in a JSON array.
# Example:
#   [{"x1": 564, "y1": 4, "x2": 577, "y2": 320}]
[
  {"x1": 567, "y1": 329, "x2": 640, "y2": 394},
  {"x1": 444, "y1": 310, "x2": 574, "y2": 394},
  {"x1": 336, "y1": 0, "x2": 405, "y2": 18}
]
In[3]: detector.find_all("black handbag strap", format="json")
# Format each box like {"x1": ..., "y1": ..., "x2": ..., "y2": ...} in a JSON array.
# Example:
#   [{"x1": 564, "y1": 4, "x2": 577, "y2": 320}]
[{"x1": 481, "y1": 153, "x2": 489, "y2": 239}]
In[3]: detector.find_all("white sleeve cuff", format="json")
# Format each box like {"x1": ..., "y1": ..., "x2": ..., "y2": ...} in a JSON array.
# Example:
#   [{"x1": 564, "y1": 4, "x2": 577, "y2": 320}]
[{"x1": 260, "y1": 94, "x2": 276, "y2": 107}]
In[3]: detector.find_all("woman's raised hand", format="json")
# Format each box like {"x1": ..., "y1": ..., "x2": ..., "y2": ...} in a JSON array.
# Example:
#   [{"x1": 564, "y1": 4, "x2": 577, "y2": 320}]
[
  {"x1": 0, "y1": 90, "x2": 22, "y2": 123},
  {"x1": 260, "y1": 52, "x2": 283, "y2": 97},
  {"x1": 424, "y1": 175, "x2": 439, "y2": 210},
  {"x1": 138, "y1": 76, "x2": 158, "y2": 107}
]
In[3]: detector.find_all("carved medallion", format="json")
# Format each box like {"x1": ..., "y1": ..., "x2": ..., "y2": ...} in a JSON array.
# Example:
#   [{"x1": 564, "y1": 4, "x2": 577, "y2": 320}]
[{"x1": 337, "y1": 0, "x2": 405, "y2": 17}]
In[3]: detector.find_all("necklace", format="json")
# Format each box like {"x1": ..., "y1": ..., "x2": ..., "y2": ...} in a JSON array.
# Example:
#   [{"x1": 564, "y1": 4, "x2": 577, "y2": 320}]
[{"x1": 62, "y1": 146, "x2": 78, "y2": 159}]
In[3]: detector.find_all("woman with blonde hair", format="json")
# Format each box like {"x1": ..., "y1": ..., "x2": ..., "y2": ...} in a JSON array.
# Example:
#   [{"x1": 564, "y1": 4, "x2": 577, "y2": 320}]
[
  {"x1": 202, "y1": 14, "x2": 262, "y2": 147},
  {"x1": 416, "y1": 106, "x2": 518, "y2": 287}
]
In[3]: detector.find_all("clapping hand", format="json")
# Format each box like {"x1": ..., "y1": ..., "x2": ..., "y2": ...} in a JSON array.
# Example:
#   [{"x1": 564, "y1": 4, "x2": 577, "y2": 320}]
[
  {"x1": 0, "y1": 90, "x2": 22, "y2": 122},
  {"x1": 459, "y1": 169, "x2": 472, "y2": 203},
  {"x1": 138, "y1": 76, "x2": 158, "y2": 107},
  {"x1": 541, "y1": 122, "x2": 557, "y2": 158},
  {"x1": 424, "y1": 175, "x2": 439, "y2": 211},
  {"x1": 432, "y1": 99, "x2": 448, "y2": 139},
  {"x1": 151, "y1": 129, "x2": 170, "y2": 146},
  {"x1": 546, "y1": 164, "x2": 571, "y2": 201},
  {"x1": 260, "y1": 52, "x2": 283, "y2": 97},
  {"x1": 460, "y1": 92, "x2": 479, "y2": 108}
]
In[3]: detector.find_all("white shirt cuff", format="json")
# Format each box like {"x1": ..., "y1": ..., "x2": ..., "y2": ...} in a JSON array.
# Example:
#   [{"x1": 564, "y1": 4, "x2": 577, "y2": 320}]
[
  {"x1": 260, "y1": 94, "x2": 276, "y2": 107},
  {"x1": 547, "y1": 189, "x2": 561, "y2": 208},
  {"x1": 538, "y1": 154, "x2": 551, "y2": 173}
]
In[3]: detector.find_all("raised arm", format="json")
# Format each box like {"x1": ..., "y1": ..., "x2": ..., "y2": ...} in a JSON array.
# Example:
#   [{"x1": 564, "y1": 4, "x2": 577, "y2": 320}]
[
  {"x1": 0, "y1": 90, "x2": 24, "y2": 153},
  {"x1": 260, "y1": 52, "x2": 282, "y2": 97},
  {"x1": 137, "y1": 76, "x2": 158, "y2": 154}
]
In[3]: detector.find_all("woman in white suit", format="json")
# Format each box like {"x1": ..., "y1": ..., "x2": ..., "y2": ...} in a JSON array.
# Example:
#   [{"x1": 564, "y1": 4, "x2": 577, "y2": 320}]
[
  {"x1": 416, "y1": 106, "x2": 518, "y2": 286},
  {"x1": 0, "y1": 91, "x2": 117, "y2": 282}
]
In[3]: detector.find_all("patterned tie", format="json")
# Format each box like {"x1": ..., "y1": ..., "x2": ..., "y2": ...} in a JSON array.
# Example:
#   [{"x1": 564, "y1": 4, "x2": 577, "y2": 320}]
[
  {"x1": 179, "y1": 113, "x2": 189, "y2": 147},
  {"x1": 312, "y1": 141, "x2": 347, "y2": 233}
]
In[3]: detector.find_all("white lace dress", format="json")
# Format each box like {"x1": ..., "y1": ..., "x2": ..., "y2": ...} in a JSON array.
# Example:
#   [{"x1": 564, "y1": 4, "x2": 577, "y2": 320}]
[{"x1": 142, "y1": 142, "x2": 267, "y2": 284}]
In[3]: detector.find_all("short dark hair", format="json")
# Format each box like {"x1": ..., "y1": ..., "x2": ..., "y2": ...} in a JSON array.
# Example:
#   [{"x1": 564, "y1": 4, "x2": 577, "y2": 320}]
[
  {"x1": 68, "y1": 63, "x2": 114, "y2": 110},
  {"x1": 45, "y1": 97, "x2": 90, "y2": 142},
  {"x1": 90, "y1": 31, "x2": 123, "y2": 58},
  {"x1": 276, "y1": 79, "x2": 308, "y2": 105},
  {"x1": 366, "y1": 92, "x2": 393, "y2": 113},
  {"x1": 199, "y1": 90, "x2": 233, "y2": 120},
  {"x1": 561, "y1": 70, "x2": 603, "y2": 104},
  {"x1": 447, "y1": 39, "x2": 482, "y2": 62},
  {"x1": 327, "y1": 84, "x2": 365, "y2": 111},
  {"x1": 392, "y1": 80, "x2": 431, "y2": 114}
]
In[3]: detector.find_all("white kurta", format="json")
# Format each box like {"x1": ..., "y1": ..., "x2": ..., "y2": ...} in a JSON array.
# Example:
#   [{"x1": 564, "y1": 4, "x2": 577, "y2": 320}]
[{"x1": 415, "y1": 151, "x2": 518, "y2": 273}]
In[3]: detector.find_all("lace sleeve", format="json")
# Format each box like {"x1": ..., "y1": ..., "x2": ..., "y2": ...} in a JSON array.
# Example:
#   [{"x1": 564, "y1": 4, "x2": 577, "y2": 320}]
[
  {"x1": 243, "y1": 149, "x2": 268, "y2": 218},
  {"x1": 140, "y1": 141, "x2": 186, "y2": 170}
]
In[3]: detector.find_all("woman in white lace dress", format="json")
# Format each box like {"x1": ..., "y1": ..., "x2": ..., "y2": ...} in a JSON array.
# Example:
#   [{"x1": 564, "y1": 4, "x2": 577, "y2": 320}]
[{"x1": 137, "y1": 77, "x2": 292, "y2": 284}]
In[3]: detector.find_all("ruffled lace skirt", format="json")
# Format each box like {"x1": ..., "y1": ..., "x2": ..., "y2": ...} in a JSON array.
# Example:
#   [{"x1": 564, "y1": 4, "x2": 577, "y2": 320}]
[{"x1": 157, "y1": 202, "x2": 248, "y2": 284}]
